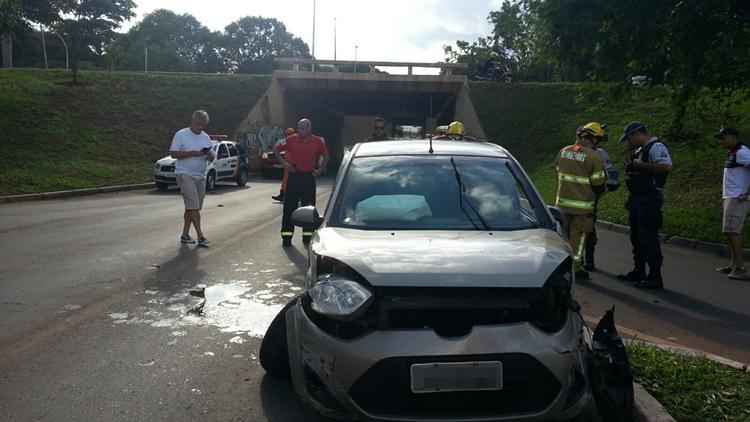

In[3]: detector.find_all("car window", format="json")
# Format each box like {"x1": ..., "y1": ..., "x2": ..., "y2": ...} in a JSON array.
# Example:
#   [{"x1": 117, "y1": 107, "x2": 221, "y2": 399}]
[
  {"x1": 331, "y1": 155, "x2": 543, "y2": 231},
  {"x1": 218, "y1": 144, "x2": 229, "y2": 159},
  {"x1": 227, "y1": 144, "x2": 238, "y2": 157}
]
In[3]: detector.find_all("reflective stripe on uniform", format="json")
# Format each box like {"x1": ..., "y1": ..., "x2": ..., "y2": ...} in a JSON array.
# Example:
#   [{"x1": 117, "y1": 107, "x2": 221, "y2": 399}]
[
  {"x1": 302, "y1": 232, "x2": 314, "y2": 236},
  {"x1": 556, "y1": 197, "x2": 595, "y2": 211},
  {"x1": 281, "y1": 231, "x2": 293, "y2": 237},
  {"x1": 558, "y1": 173, "x2": 590, "y2": 184},
  {"x1": 590, "y1": 170, "x2": 607, "y2": 183}
]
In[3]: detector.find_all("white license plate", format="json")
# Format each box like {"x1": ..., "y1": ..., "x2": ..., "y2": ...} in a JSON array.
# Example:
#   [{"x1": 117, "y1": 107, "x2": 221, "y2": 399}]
[{"x1": 410, "y1": 361, "x2": 503, "y2": 394}]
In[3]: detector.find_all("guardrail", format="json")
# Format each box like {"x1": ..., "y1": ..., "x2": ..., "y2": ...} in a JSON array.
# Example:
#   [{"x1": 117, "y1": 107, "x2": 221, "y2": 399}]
[{"x1": 275, "y1": 58, "x2": 467, "y2": 76}]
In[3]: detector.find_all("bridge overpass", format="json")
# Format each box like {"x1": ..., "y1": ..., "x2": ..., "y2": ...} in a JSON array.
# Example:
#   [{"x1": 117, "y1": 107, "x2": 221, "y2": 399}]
[{"x1": 237, "y1": 58, "x2": 486, "y2": 168}]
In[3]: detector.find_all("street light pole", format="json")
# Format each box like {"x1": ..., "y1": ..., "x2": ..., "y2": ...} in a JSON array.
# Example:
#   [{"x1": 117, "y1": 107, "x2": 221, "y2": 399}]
[
  {"x1": 312, "y1": 0, "x2": 316, "y2": 59},
  {"x1": 40, "y1": 24, "x2": 48, "y2": 69},
  {"x1": 144, "y1": 46, "x2": 148, "y2": 73},
  {"x1": 333, "y1": 17, "x2": 337, "y2": 61}
]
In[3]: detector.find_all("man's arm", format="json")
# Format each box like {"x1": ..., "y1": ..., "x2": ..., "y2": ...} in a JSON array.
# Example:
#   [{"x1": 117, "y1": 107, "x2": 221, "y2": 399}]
[
  {"x1": 313, "y1": 139, "x2": 330, "y2": 176},
  {"x1": 169, "y1": 133, "x2": 207, "y2": 160},
  {"x1": 633, "y1": 143, "x2": 672, "y2": 174}
]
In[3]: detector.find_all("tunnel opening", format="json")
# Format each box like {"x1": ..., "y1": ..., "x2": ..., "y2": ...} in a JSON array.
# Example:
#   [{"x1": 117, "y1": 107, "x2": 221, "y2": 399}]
[{"x1": 284, "y1": 90, "x2": 457, "y2": 169}]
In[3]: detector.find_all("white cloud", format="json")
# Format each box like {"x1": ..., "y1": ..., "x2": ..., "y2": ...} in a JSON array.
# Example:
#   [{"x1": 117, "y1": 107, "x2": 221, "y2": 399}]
[{"x1": 122, "y1": 0, "x2": 500, "y2": 63}]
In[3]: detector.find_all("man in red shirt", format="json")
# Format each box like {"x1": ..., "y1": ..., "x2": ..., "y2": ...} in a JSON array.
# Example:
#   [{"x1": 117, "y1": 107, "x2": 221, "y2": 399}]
[{"x1": 274, "y1": 118, "x2": 329, "y2": 247}]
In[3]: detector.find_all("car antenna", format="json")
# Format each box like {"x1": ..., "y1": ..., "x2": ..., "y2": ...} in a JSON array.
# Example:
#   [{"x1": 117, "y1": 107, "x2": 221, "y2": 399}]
[{"x1": 429, "y1": 134, "x2": 434, "y2": 154}]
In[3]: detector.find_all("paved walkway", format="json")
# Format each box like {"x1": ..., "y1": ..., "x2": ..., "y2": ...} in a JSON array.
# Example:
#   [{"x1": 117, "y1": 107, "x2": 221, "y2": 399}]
[{"x1": 578, "y1": 229, "x2": 750, "y2": 363}]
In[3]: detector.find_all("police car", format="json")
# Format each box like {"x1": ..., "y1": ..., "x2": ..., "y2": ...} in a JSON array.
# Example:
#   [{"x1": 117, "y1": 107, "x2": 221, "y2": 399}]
[{"x1": 153, "y1": 135, "x2": 249, "y2": 191}]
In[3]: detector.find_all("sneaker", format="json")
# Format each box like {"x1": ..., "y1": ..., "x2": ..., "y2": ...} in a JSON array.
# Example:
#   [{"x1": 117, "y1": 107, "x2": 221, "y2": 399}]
[
  {"x1": 272, "y1": 194, "x2": 284, "y2": 202},
  {"x1": 180, "y1": 235, "x2": 196, "y2": 245},
  {"x1": 716, "y1": 265, "x2": 734, "y2": 274},
  {"x1": 728, "y1": 268, "x2": 750, "y2": 280},
  {"x1": 617, "y1": 271, "x2": 644, "y2": 283},
  {"x1": 197, "y1": 238, "x2": 210, "y2": 248}
]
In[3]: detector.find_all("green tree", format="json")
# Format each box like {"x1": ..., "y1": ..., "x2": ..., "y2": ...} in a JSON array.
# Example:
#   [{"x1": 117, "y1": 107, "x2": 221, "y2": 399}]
[
  {"x1": 56, "y1": 0, "x2": 135, "y2": 82},
  {"x1": 112, "y1": 9, "x2": 223, "y2": 72},
  {"x1": 222, "y1": 16, "x2": 309, "y2": 74}
]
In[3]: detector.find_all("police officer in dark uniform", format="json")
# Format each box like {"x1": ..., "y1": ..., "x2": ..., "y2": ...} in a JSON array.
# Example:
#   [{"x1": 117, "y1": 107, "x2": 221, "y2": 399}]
[
  {"x1": 617, "y1": 122, "x2": 673, "y2": 289},
  {"x1": 274, "y1": 118, "x2": 329, "y2": 247}
]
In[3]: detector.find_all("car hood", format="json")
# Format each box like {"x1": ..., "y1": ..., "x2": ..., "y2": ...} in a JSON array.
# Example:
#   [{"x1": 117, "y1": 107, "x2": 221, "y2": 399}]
[
  {"x1": 313, "y1": 228, "x2": 571, "y2": 288},
  {"x1": 156, "y1": 156, "x2": 176, "y2": 166}
]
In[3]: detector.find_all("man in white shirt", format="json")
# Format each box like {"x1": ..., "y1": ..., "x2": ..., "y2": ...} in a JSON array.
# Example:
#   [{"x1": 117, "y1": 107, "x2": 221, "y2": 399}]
[
  {"x1": 169, "y1": 110, "x2": 215, "y2": 247},
  {"x1": 716, "y1": 128, "x2": 750, "y2": 280}
]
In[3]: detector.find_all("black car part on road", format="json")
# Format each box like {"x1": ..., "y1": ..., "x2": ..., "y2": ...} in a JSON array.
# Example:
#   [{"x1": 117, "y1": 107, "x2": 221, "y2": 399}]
[
  {"x1": 259, "y1": 296, "x2": 300, "y2": 379},
  {"x1": 589, "y1": 307, "x2": 635, "y2": 422}
]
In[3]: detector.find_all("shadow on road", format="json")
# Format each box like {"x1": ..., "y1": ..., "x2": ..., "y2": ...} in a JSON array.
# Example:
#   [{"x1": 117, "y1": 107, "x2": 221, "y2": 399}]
[
  {"x1": 144, "y1": 245, "x2": 207, "y2": 296},
  {"x1": 146, "y1": 184, "x2": 253, "y2": 197},
  {"x1": 283, "y1": 246, "x2": 308, "y2": 272},
  {"x1": 260, "y1": 375, "x2": 335, "y2": 422},
  {"x1": 581, "y1": 271, "x2": 750, "y2": 349}
]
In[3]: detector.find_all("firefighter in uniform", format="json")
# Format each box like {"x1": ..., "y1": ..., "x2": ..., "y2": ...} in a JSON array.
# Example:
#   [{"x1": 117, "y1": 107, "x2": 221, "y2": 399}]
[
  {"x1": 434, "y1": 121, "x2": 477, "y2": 141},
  {"x1": 579, "y1": 122, "x2": 621, "y2": 271},
  {"x1": 556, "y1": 127, "x2": 607, "y2": 280},
  {"x1": 274, "y1": 119, "x2": 329, "y2": 247},
  {"x1": 617, "y1": 122, "x2": 672, "y2": 289}
]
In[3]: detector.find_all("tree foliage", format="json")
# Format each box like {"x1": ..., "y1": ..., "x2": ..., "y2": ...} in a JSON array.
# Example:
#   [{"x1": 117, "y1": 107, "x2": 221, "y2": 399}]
[{"x1": 222, "y1": 16, "x2": 309, "y2": 74}]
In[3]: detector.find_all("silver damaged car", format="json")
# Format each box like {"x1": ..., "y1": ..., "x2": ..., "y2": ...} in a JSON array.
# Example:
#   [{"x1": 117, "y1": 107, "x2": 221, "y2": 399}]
[{"x1": 261, "y1": 140, "x2": 620, "y2": 421}]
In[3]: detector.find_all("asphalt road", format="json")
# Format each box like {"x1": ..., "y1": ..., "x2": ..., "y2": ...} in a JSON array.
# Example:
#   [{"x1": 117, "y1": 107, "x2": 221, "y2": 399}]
[{"x1": 1, "y1": 179, "x2": 749, "y2": 421}]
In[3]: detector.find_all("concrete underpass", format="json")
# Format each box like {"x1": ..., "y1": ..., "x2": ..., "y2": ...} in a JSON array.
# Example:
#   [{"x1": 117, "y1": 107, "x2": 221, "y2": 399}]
[{"x1": 237, "y1": 59, "x2": 486, "y2": 170}]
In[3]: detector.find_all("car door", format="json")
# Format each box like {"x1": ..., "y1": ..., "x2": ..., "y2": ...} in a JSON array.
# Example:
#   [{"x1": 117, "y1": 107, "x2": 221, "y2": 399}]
[
  {"x1": 216, "y1": 144, "x2": 232, "y2": 179},
  {"x1": 227, "y1": 143, "x2": 240, "y2": 178}
]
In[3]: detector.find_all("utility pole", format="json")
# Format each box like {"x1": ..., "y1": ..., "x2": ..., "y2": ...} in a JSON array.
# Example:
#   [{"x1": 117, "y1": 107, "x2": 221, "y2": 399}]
[
  {"x1": 333, "y1": 18, "x2": 337, "y2": 61},
  {"x1": 144, "y1": 46, "x2": 148, "y2": 73},
  {"x1": 40, "y1": 24, "x2": 48, "y2": 69},
  {"x1": 311, "y1": 0, "x2": 316, "y2": 59}
]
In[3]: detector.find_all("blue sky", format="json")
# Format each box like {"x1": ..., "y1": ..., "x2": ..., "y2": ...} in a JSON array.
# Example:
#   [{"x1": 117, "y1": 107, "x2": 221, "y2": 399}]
[{"x1": 123, "y1": 0, "x2": 500, "y2": 63}]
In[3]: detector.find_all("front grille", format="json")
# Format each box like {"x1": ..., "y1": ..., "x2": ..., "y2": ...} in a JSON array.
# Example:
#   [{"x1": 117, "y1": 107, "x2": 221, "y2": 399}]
[
  {"x1": 303, "y1": 287, "x2": 549, "y2": 340},
  {"x1": 161, "y1": 165, "x2": 175, "y2": 172},
  {"x1": 349, "y1": 353, "x2": 561, "y2": 419}
]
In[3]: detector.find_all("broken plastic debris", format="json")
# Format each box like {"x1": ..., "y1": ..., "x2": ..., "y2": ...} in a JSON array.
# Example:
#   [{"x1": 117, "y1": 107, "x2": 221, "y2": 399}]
[
  {"x1": 171, "y1": 330, "x2": 187, "y2": 337},
  {"x1": 203, "y1": 352, "x2": 215, "y2": 357},
  {"x1": 229, "y1": 336, "x2": 245, "y2": 344},
  {"x1": 232, "y1": 354, "x2": 245, "y2": 359},
  {"x1": 138, "y1": 360, "x2": 156, "y2": 367},
  {"x1": 63, "y1": 304, "x2": 82, "y2": 311},
  {"x1": 109, "y1": 313, "x2": 128, "y2": 320}
]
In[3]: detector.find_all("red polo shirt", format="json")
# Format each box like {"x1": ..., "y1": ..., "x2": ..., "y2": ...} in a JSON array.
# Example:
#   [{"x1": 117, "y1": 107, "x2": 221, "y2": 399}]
[{"x1": 277, "y1": 134, "x2": 328, "y2": 173}]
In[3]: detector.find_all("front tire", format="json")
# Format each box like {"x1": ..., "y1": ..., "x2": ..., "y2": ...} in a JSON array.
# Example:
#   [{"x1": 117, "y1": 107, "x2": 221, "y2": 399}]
[
  {"x1": 259, "y1": 297, "x2": 299, "y2": 379},
  {"x1": 206, "y1": 171, "x2": 217, "y2": 191}
]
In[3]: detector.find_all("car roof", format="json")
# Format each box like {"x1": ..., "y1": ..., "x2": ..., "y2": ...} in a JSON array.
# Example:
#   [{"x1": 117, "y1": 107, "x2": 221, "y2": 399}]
[{"x1": 353, "y1": 140, "x2": 509, "y2": 159}]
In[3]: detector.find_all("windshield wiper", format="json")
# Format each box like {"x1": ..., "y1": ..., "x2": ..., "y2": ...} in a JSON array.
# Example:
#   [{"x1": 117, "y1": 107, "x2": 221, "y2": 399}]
[{"x1": 450, "y1": 157, "x2": 491, "y2": 231}]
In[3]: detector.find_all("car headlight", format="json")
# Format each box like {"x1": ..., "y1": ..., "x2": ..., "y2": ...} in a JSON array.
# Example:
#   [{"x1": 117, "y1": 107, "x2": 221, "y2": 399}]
[{"x1": 308, "y1": 276, "x2": 373, "y2": 320}]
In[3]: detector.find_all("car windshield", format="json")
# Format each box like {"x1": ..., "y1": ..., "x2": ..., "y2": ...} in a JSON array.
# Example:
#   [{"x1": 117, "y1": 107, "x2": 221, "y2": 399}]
[{"x1": 331, "y1": 155, "x2": 544, "y2": 230}]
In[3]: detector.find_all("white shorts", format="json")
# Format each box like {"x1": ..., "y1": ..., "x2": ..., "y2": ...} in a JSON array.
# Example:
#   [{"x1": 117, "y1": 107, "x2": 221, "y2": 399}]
[
  {"x1": 723, "y1": 198, "x2": 750, "y2": 234},
  {"x1": 177, "y1": 174, "x2": 206, "y2": 211}
]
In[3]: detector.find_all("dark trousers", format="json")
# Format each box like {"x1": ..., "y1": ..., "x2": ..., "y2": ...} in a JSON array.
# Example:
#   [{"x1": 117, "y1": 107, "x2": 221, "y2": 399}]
[
  {"x1": 584, "y1": 216, "x2": 598, "y2": 268},
  {"x1": 281, "y1": 173, "x2": 316, "y2": 239},
  {"x1": 627, "y1": 194, "x2": 664, "y2": 276}
]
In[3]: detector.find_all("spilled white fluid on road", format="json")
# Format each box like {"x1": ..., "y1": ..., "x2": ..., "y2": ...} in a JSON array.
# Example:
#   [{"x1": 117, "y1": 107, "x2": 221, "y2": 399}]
[{"x1": 107, "y1": 276, "x2": 296, "y2": 340}]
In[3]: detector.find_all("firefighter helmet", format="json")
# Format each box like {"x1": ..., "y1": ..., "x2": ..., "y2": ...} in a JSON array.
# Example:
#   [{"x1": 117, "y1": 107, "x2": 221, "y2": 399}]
[{"x1": 447, "y1": 121, "x2": 465, "y2": 136}]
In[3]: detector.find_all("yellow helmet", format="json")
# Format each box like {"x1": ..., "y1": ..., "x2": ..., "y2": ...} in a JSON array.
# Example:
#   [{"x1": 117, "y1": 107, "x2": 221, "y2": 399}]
[
  {"x1": 578, "y1": 122, "x2": 608, "y2": 139},
  {"x1": 447, "y1": 121, "x2": 465, "y2": 136}
]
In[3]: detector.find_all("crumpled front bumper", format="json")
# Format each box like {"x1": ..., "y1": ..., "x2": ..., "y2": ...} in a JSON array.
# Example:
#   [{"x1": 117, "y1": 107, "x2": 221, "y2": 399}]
[{"x1": 285, "y1": 300, "x2": 595, "y2": 422}]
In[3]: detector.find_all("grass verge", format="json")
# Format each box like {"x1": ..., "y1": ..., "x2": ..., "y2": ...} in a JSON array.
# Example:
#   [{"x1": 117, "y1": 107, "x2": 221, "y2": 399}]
[
  {"x1": 0, "y1": 69, "x2": 270, "y2": 195},
  {"x1": 628, "y1": 342, "x2": 750, "y2": 422},
  {"x1": 471, "y1": 82, "x2": 750, "y2": 244}
]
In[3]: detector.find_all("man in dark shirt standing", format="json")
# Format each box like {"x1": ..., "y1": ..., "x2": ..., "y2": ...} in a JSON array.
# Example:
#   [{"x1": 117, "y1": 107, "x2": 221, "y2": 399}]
[{"x1": 274, "y1": 118, "x2": 329, "y2": 247}]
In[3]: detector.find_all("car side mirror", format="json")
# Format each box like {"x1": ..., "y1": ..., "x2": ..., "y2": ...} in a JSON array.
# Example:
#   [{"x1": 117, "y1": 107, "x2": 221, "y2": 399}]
[
  {"x1": 292, "y1": 206, "x2": 323, "y2": 229},
  {"x1": 548, "y1": 206, "x2": 566, "y2": 234}
]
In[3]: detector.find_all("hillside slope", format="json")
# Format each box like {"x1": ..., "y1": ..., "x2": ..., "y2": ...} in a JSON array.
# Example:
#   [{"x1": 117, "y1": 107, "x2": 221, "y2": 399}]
[
  {"x1": 470, "y1": 82, "x2": 750, "y2": 244},
  {"x1": 0, "y1": 70, "x2": 270, "y2": 195}
]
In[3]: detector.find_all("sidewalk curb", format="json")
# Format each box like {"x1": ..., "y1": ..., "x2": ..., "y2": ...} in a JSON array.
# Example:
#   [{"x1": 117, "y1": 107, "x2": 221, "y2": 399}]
[
  {"x1": 597, "y1": 220, "x2": 750, "y2": 260},
  {"x1": 634, "y1": 383, "x2": 676, "y2": 422},
  {"x1": 0, "y1": 183, "x2": 155, "y2": 204}
]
